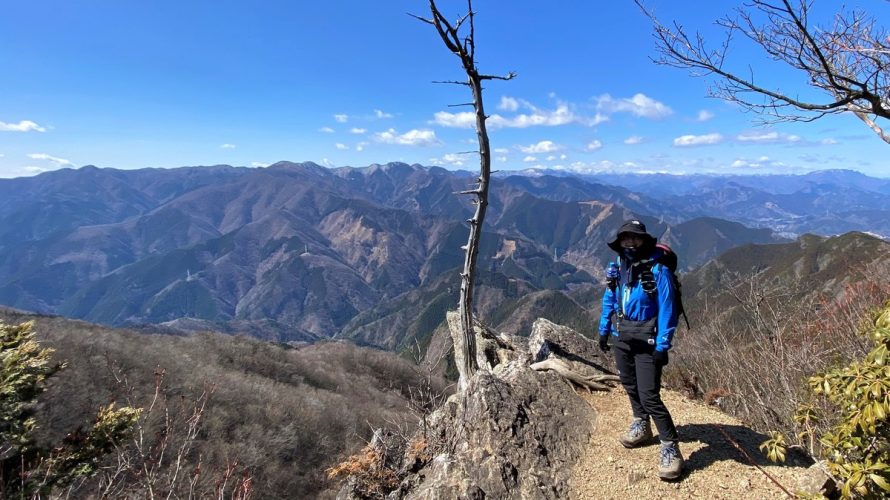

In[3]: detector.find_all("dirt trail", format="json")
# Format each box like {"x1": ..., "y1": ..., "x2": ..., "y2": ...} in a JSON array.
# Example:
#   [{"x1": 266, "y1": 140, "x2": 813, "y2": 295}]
[{"x1": 570, "y1": 389, "x2": 810, "y2": 499}]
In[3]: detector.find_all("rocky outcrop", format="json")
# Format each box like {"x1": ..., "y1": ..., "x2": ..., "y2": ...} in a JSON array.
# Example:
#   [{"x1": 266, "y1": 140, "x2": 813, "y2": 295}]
[{"x1": 336, "y1": 317, "x2": 618, "y2": 499}]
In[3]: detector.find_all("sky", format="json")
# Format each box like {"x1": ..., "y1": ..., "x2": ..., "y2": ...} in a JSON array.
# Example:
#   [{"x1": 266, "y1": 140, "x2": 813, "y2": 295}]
[{"x1": 2, "y1": 0, "x2": 889, "y2": 179}]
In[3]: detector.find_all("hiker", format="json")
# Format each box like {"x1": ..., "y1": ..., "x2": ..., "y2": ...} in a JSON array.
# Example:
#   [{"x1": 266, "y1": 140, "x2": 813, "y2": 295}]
[{"x1": 598, "y1": 219, "x2": 684, "y2": 480}]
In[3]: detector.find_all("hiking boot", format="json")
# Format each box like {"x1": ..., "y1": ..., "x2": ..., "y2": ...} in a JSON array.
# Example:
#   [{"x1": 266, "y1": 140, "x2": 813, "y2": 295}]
[
  {"x1": 658, "y1": 441, "x2": 684, "y2": 480},
  {"x1": 618, "y1": 417, "x2": 653, "y2": 448}
]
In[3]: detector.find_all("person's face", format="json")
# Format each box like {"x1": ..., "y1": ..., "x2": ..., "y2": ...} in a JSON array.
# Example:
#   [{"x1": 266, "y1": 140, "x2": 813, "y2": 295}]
[{"x1": 618, "y1": 233, "x2": 644, "y2": 249}]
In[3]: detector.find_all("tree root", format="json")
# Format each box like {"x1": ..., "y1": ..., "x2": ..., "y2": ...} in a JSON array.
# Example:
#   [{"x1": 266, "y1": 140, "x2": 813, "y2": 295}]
[{"x1": 530, "y1": 358, "x2": 621, "y2": 392}]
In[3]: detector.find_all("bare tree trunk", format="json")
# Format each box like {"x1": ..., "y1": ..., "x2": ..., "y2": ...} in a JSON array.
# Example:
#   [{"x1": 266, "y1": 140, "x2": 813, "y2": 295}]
[{"x1": 416, "y1": 0, "x2": 514, "y2": 392}]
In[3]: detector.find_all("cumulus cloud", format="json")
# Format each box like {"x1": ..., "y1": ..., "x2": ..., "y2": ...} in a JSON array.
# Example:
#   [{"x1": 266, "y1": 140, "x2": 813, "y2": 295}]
[
  {"x1": 319, "y1": 127, "x2": 335, "y2": 133},
  {"x1": 623, "y1": 136, "x2": 644, "y2": 145},
  {"x1": 432, "y1": 103, "x2": 606, "y2": 129},
  {"x1": 356, "y1": 141, "x2": 369, "y2": 152},
  {"x1": 498, "y1": 96, "x2": 520, "y2": 112},
  {"x1": 220, "y1": 143, "x2": 236, "y2": 149},
  {"x1": 496, "y1": 156, "x2": 508, "y2": 162},
  {"x1": 374, "y1": 128, "x2": 441, "y2": 147},
  {"x1": 493, "y1": 147, "x2": 509, "y2": 154},
  {"x1": 523, "y1": 155, "x2": 537, "y2": 162},
  {"x1": 430, "y1": 153, "x2": 466, "y2": 166},
  {"x1": 374, "y1": 109, "x2": 393, "y2": 119},
  {"x1": 697, "y1": 110, "x2": 714, "y2": 121},
  {"x1": 673, "y1": 133, "x2": 723, "y2": 147},
  {"x1": 334, "y1": 114, "x2": 348, "y2": 123},
  {"x1": 335, "y1": 143, "x2": 348, "y2": 150},
  {"x1": 350, "y1": 128, "x2": 366, "y2": 134},
  {"x1": 518, "y1": 140, "x2": 562, "y2": 154},
  {"x1": 730, "y1": 155, "x2": 788, "y2": 170},
  {"x1": 736, "y1": 131, "x2": 801, "y2": 144},
  {"x1": 0, "y1": 120, "x2": 46, "y2": 132},
  {"x1": 27, "y1": 153, "x2": 73, "y2": 166},
  {"x1": 585, "y1": 139, "x2": 603, "y2": 151},
  {"x1": 596, "y1": 93, "x2": 673, "y2": 119}
]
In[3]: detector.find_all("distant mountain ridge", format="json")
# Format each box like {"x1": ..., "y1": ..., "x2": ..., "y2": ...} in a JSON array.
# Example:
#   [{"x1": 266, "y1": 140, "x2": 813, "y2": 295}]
[{"x1": 1, "y1": 162, "x2": 884, "y2": 342}]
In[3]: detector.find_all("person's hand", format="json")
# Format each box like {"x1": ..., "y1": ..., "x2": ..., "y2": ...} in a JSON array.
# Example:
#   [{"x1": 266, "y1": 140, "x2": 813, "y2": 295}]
[
  {"x1": 599, "y1": 334, "x2": 610, "y2": 352},
  {"x1": 653, "y1": 349, "x2": 669, "y2": 366}
]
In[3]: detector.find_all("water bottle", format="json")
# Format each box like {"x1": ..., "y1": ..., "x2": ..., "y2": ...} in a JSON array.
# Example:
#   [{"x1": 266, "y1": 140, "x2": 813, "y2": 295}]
[{"x1": 606, "y1": 262, "x2": 619, "y2": 289}]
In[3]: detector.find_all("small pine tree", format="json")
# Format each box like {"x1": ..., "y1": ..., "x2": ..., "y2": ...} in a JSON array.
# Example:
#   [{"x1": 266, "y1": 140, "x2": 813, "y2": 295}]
[{"x1": 0, "y1": 321, "x2": 140, "y2": 497}]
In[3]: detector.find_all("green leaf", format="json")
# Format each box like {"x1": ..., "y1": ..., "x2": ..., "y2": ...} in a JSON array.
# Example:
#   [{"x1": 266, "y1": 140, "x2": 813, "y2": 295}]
[{"x1": 870, "y1": 474, "x2": 890, "y2": 491}]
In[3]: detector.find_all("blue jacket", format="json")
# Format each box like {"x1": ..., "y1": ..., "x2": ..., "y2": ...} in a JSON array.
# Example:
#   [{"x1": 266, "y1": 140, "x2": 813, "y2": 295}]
[{"x1": 599, "y1": 256, "x2": 678, "y2": 352}]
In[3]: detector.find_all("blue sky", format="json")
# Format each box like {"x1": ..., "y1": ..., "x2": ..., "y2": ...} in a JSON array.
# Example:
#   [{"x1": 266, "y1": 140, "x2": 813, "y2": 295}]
[{"x1": 2, "y1": 0, "x2": 888, "y2": 178}]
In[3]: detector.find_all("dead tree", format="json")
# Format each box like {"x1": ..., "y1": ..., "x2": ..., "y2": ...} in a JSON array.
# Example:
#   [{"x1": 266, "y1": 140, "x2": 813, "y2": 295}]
[
  {"x1": 413, "y1": 1, "x2": 515, "y2": 392},
  {"x1": 637, "y1": 0, "x2": 890, "y2": 143}
]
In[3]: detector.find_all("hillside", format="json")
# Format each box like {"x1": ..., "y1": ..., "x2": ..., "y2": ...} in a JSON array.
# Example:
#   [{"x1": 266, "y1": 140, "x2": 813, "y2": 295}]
[{"x1": 0, "y1": 306, "x2": 442, "y2": 499}]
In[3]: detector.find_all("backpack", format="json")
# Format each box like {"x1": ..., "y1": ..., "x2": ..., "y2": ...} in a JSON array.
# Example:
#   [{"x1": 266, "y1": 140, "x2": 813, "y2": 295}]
[{"x1": 638, "y1": 243, "x2": 690, "y2": 330}]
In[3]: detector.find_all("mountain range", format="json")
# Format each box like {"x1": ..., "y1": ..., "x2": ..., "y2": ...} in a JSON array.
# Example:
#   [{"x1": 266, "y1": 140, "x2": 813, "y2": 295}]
[{"x1": 1, "y1": 162, "x2": 886, "y2": 345}]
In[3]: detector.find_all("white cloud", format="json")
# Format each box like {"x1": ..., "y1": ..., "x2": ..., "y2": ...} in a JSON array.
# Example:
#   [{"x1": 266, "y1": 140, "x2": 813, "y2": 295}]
[
  {"x1": 432, "y1": 103, "x2": 606, "y2": 129},
  {"x1": 697, "y1": 110, "x2": 715, "y2": 121},
  {"x1": 374, "y1": 128, "x2": 441, "y2": 147},
  {"x1": 820, "y1": 138, "x2": 838, "y2": 145},
  {"x1": 350, "y1": 128, "x2": 366, "y2": 134},
  {"x1": 496, "y1": 156, "x2": 507, "y2": 162},
  {"x1": 546, "y1": 155, "x2": 557, "y2": 161},
  {"x1": 27, "y1": 153, "x2": 73, "y2": 166},
  {"x1": 432, "y1": 111, "x2": 476, "y2": 128},
  {"x1": 0, "y1": 120, "x2": 46, "y2": 132},
  {"x1": 498, "y1": 96, "x2": 520, "y2": 112},
  {"x1": 523, "y1": 155, "x2": 537, "y2": 162},
  {"x1": 0, "y1": 153, "x2": 4, "y2": 158},
  {"x1": 623, "y1": 135, "x2": 644, "y2": 145},
  {"x1": 220, "y1": 143, "x2": 236, "y2": 149},
  {"x1": 24, "y1": 166, "x2": 47, "y2": 173},
  {"x1": 319, "y1": 127, "x2": 335, "y2": 133},
  {"x1": 673, "y1": 133, "x2": 724, "y2": 147},
  {"x1": 321, "y1": 158, "x2": 335, "y2": 167},
  {"x1": 736, "y1": 131, "x2": 802, "y2": 144},
  {"x1": 596, "y1": 93, "x2": 673, "y2": 119},
  {"x1": 518, "y1": 140, "x2": 562, "y2": 154},
  {"x1": 430, "y1": 153, "x2": 466, "y2": 166},
  {"x1": 335, "y1": 143, "x2": 348, "y2": 150},
  {"x1": 585, "y1": 139, "x2": 603, "y2": 151},
  {"x1": 334, "y1": 114, "x2": 348, "y2": 123},
  {"x1": 730, "y1": 156, "x2": 788, "y2": 170},
  {"x1": 356, "y1": 141, "x2": 369, "y2": 152},
  {"x1": 251, "y1": 161, "x2": 269, "y2": 168},
  {"x1": 374, "y1": 109, "x2": 393, "y2": 119},
  {"x1": 493, "y1": 147, "x2": 509, "y2": 154}
]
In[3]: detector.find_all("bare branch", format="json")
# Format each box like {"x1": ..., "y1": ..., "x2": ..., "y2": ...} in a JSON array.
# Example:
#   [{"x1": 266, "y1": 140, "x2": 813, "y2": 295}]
[{"x1": 635, "y1": 0, "x2": 890, "y2": 143}]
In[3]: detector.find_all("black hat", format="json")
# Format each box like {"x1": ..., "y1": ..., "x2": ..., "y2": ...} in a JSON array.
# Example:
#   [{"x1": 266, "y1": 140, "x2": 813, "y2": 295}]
[{"x1": 607, "y1": 219, "x2": 656, "y2": 253}]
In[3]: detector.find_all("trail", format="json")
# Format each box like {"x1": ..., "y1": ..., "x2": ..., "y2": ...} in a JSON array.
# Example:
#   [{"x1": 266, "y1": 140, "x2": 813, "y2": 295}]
[{"x1": 570, "y1": 389, "x2": 811, "y2": 499}]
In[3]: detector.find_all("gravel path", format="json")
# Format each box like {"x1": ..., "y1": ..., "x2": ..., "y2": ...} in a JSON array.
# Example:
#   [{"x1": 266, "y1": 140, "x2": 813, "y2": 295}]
[{"x1": 570, "y1": 389, "x2": 810, "y2": 499}]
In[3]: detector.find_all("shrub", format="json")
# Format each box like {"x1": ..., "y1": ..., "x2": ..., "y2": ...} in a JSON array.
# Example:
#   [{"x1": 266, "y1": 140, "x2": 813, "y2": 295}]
[
  {"x1": 763, "y1": 303, "x2": 890, "y2": 498},
  {"x1": 0, "y1": 321, "x2": 139, "y2": 497}
]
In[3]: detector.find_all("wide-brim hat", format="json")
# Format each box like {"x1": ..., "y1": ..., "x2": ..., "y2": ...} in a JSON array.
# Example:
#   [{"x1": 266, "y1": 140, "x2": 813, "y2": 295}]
[{"x1": 607, "y1": 219, "x2": 656, "y2": 253}]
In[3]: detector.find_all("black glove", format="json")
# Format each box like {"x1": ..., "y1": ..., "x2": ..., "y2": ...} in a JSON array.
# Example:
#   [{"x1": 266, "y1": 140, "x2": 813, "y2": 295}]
[
  {"x1": 653, "y1": 349, "x2": 669, "y2": 366},
  {"x1": 599, "y1": 334, "x2": 610, "y2": 352}
]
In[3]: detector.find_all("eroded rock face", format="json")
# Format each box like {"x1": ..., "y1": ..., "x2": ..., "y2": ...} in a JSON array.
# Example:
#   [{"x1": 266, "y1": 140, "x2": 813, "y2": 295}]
[
  {"x1": 385, "y1": 317, "x2": 603, "y2": 500},
  {"x1": 399, "y1": 363, "x2": 596, "y2": 499}
]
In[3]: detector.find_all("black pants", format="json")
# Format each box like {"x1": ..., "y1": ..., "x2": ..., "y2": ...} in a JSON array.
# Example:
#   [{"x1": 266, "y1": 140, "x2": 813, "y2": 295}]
[{"x1": 614, "y1": 343, "x2": 679, "y2": 442}]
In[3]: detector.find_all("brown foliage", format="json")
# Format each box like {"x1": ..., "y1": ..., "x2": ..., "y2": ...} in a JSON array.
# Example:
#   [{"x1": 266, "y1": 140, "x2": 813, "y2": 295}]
[
  {"x1": 0, "y1": 308, "x2": 435, "y2": 498},
  {"x1": 666, "y1": 264, "x2": 890, "y2": 456}
]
